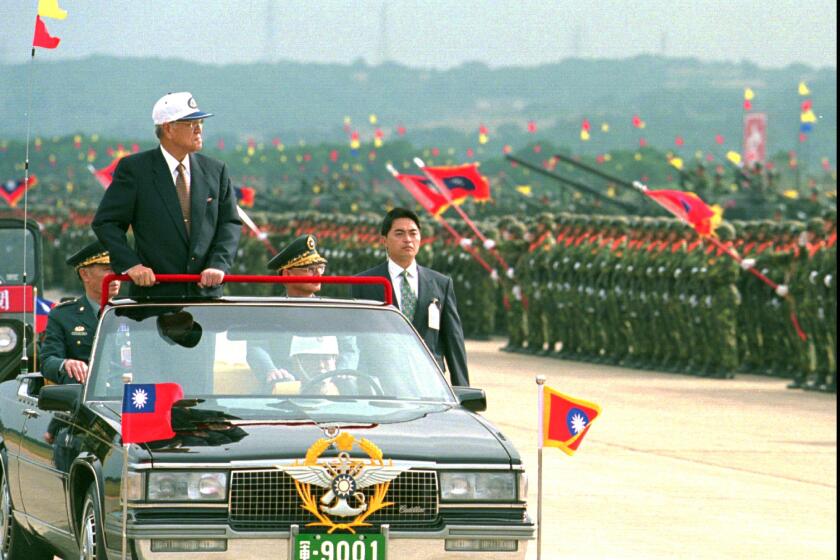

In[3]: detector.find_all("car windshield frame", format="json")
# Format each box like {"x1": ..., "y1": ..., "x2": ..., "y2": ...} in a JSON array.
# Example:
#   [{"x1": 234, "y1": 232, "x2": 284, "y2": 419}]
[{"x1": 84, "y1": 300, "x2": 458, "y2": 416}]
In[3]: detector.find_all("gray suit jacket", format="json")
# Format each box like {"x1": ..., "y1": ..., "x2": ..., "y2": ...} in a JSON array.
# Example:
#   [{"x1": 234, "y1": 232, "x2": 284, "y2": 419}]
[{"x1": 351, "y1": 262, "x2": 469, "y2": 386}]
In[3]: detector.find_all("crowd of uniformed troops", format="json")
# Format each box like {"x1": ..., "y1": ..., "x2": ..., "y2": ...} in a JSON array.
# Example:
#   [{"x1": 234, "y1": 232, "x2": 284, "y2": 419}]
[{"x1": 35, "y1": 206, "x2": 836, "y2": 392}]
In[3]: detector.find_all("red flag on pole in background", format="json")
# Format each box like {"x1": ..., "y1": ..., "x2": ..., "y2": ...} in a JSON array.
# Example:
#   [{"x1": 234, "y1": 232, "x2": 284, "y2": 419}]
[
  {"x1": 644, "y1": 189, "x2": 717, "y2": 236},
  {"x1": 121, "y1": 383, "x2": 183, "y2": 444},
  {"x1": 1, "y1": 175, "x2": 38, "y2": 207},
  {"x1": 235, "y1": 186, "x2": 256, "y2": 208},
  {"x1": 540, "y1": 384, "x2": 601, "y2": 456},
  {"x1": 88, "y1": 157, "x2": 124, "y2": 189},
  {"x1": 394, "y1": 173, "x2": 449, "y2": 215},
  {"x1": 422, "y1": 163, "x2": 491, "y2": 204},
  {"x1": 33, "y1": 15, "x2": 61, "y2": 49}
]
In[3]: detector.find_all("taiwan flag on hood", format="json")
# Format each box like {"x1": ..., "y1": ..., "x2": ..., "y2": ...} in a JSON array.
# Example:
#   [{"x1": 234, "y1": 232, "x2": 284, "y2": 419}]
[
  {"x1": 540, "y1": 385, "x2": 601, "y2": 456},
  {"x1": 122, "y1": 383, "x2": 183, "y2": 444},
  {"x1": 35, "y1": 296, "x2": 54, "y2": 333}
]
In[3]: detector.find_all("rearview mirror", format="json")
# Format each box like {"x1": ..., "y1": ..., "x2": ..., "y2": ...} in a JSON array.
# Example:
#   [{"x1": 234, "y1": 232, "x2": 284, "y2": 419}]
[
  {"x1": 453, "y1": 387, "x2": 487, "y2": 412},
  {"x1": 38, "y1": 384, "x2": 83, "y2": 413}
]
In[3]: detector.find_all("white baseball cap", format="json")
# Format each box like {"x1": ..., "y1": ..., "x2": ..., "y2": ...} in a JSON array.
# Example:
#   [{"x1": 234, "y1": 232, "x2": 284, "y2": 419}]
[
  {"x1": 152, "y1": 92, "x2": 214, "y2": 125},
  {"x1": 290, "y1": 336, "x2": 339, "y2": 356}
]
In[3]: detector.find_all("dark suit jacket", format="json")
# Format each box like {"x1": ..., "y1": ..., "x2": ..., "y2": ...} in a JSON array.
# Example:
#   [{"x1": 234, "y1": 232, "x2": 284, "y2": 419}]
[
  {"x1": 92, "y1": 148, "x2": 241, "y2": 297},
  {"x1": 39, "y1": 296, "x2": 97, "y2": 384},
  {"x1": 351, "y1": 262, "x2": 469, "y2": 386}
]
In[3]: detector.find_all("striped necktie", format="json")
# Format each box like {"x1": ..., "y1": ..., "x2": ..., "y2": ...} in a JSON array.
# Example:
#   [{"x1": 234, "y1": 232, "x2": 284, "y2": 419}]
[{"x1": 400, "y1": 269, "x2": 417, "y2": 321}]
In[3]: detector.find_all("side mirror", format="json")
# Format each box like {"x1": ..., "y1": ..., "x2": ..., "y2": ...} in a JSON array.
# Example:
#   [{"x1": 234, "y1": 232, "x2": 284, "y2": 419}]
[
  {"x1": 38, "y1": 384, "x2": 83, "y2": 413},
  {"x1": 453, "y1": 386, "x2": 487, "y2": 413}
]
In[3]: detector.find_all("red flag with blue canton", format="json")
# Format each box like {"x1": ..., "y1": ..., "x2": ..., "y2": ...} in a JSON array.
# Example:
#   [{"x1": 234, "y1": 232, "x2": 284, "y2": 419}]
[
  {"x1": 35, "y1": 296, "x2": 54, "y2": 333},
  {"x1": 394, "y1": 173, "x2": 449, "y2": 215},
  {"x1": 423, "y1": 163, "x2": 491, "y2": 204},
  {"x1": 542, "y1": 385, "x2": 601, "y2": 456},
  {"x1": 122, "y1": 383, "x2": 183, "y2": 444},
  {"x1": 1, "y1": 176, "x2": 38, "y2": 207},
  {"x1": 645, "y1": 189, "x2": 717, "y2": 236}
]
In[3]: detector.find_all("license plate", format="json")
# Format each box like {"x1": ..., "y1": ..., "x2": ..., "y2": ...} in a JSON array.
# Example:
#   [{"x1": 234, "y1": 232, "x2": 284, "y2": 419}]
[{"x1": 294, "y1": 533, "x2": 386, "y2": 560}]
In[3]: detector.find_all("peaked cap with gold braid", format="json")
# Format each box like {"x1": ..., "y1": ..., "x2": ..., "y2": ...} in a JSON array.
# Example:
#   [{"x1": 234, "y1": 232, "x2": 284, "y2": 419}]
[
  {"x1": 66, "y1": 241, "x2": 110, "y2": 271},
  {"x1": 268, "y1": 234, "x2": 328, "y2": 271}
]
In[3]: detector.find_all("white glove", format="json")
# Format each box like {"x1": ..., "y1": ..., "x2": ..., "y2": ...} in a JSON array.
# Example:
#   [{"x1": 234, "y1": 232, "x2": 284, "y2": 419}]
[
  {"x1": 825, "y1": 274, "x2": 834, "y2": 288},
  {"x1": 506, "y1": 267, "x2": 515, "y2": 279},
  {"x1": 491, "y1": 269, "x2": 499, "y2": 281},
  {"x1": 740, "y1": 258, "x2": 756, "y2": 271},
  {"x1": 775, "y1": 284, "x2": 789, "y2": 298},
  {"x1": 459, "y1": 238, "x2": 473, "y2": 249},
  {"x1": 483, "y1": 239, "x2": 496, "y2": 250}
]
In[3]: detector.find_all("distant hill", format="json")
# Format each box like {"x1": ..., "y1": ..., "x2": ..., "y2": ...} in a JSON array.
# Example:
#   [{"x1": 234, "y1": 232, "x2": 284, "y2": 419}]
[{"x1": 1, "y1": 55, "x2": 835, "y2": 164}]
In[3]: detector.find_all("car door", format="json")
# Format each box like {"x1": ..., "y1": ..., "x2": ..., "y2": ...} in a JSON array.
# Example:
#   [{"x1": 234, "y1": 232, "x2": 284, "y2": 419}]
[
  {"x1": 16, "y1": 375, "x2": 74, "y2": 540},
  {"x1": 0, "y1": 377, "x2": 28, "y2": 509}
]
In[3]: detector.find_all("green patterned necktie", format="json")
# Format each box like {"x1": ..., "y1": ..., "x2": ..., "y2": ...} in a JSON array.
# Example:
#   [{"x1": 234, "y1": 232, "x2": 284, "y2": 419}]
[{"x1": 400, "y1": 269, "x2": 417, "y2": 321}]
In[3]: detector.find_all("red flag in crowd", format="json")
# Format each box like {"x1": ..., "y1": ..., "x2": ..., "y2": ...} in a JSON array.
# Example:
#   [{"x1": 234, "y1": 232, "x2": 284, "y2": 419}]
[
  {"x1": 394, "y1": 173, "x2": 449, "y2": 215},
  {"x1": 122, "y1": 383, "x2": 184, "y2": 444},
  {"x1": 540, "y1": 385, "x2": 601, "y2": 456},
  {"x1": 1, "y1": 176, "x2": 38, "y2": 206},
  {"x1": 422, "y1": 163, "x2": 491, "y2": 204},
  {"x1": 235, "y1": 186, "x2": 256, "y2": 208},
  {"x1": 89, "y1": 157, "x2": 124, "y2": 189},
  {"x1": 645, "y1": 189, "x2": 717, "y2": 236},
  {"x1": 33, "y1": 16, "x2": 61, "y2": 49}
]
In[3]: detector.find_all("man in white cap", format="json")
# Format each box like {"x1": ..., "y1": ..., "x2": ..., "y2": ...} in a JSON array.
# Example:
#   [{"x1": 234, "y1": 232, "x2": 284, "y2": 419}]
[{"x1": 92, "y1": 92, "x2": 241, "y2": 297}]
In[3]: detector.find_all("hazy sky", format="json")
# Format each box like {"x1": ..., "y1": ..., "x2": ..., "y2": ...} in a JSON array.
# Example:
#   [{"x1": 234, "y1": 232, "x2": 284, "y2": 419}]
[{"x1": 1, "y1": 0, "x2": 836, "y2": 69}]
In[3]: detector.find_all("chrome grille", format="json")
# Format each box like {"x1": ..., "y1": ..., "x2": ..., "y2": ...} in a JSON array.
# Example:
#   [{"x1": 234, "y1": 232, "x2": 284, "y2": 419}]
[{"x1": 229, "y1": 469, "x2": 439, "y2": 530}]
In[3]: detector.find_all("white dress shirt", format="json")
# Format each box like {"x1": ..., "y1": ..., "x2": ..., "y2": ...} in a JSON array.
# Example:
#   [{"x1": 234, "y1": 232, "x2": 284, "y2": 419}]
[
  {"x1": 160, "y1": 145, "x2": 191, "y2": 190},
  {"x1": 388, "y1": 258, "x2": 418, "y2": 311}
]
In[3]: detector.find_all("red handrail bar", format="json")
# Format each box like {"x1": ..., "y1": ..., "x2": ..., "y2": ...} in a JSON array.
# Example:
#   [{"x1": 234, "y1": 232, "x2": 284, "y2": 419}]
[{"x1": 100, "y1": 274, "x2": 393, "y2": 309}]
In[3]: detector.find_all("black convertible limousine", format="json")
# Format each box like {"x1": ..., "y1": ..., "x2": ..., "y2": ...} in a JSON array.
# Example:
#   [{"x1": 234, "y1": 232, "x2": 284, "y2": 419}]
[{"x1": 1, "y1": 276, "x2": 533, "y2": 560}]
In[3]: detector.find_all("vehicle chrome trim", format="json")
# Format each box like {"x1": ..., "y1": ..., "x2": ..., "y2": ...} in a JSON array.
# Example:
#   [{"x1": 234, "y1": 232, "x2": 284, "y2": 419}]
[{"x1": 128, "y1": 460, "x2": 519, "y2": 471}]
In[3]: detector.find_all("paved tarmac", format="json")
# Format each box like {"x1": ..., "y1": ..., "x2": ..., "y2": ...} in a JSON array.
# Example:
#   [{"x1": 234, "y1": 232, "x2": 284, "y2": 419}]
[{"x1": 469, "y1": 339, "x2": 837, "y2": 560}]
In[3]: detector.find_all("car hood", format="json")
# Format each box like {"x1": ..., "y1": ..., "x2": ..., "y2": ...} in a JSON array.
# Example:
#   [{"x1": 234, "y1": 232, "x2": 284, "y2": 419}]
[{"x1": 143, "y1": 403, "x2": 517, "y2": 467}]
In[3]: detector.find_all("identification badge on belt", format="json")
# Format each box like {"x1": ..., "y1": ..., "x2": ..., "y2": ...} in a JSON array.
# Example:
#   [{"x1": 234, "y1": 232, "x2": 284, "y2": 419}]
[{"x1": 428, "y1": 298, "x2": 441, "y2": 330}]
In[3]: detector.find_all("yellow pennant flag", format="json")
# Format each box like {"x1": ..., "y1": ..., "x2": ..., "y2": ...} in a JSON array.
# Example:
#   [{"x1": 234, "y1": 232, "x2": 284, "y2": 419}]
[
  {"x1": 516, "y1": 185, "x2": 532, "y2": 197},
  {"x1": 580, "y1": 129, "x2": 590, "y2": 141},
  {"x1": 669, "y1": 157, "x2": 684, "y2": 171},
  {"x1": 798, "y1": 81, "x2": 811, "y2": 96},
  {"x1": 801, "y1": 110, "x2": 817, "y2": 123},
  {"x1": 38, "y1": 0, "x2": 68, "y2": 19},
  {"x1": 783, "y1": 189, "x2": 800, "y2": 199},
  {"x1": 744, "y1": 87, "x2": 755, "y2": 101},
  {"x1": 606, "y1": 186, "x2": 616, "y2": 198},
  {"x1": 726, "y1": 151, "x2": 742, "y2": 166},
  {"x1": 600, "y1": 122, "x2": 610, "y2": 133},
  {"x1": 710, "y1": 204, "x2": 724, "y2": 233}
]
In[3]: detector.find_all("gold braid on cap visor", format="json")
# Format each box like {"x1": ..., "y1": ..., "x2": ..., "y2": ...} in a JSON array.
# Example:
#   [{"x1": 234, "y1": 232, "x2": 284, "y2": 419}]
[
  {"x1": 75, "y1": 252, "x2": 110, "y2": 271},
  {"x1": 279, "y1": 251, "x2": 328, "y2": 271}
]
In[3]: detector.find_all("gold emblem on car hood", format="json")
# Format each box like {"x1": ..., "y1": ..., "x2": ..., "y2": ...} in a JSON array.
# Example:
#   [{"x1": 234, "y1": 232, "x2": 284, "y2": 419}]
[{"x1": 281, "y1": 432, "x2": 407, "y2": 533}]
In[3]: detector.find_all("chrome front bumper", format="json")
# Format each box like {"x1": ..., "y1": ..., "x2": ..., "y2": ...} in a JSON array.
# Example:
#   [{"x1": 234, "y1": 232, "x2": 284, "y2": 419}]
[{"x1": 119, "y1": 524, "x2": 533, "y2": 560}]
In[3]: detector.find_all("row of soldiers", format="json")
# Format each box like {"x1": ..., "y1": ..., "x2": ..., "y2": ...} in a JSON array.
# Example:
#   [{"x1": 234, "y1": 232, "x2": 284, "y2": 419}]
[
  {"x1": 496, "y1": 211, "x2": 836, "y2": 391},
  {"x1": 37, "y1": 207, "x2": 836, "y2": 390}
]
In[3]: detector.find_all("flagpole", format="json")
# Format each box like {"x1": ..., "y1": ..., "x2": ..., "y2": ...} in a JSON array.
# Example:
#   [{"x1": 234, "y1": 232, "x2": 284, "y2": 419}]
[
  {"x1": 121, "y1": 372, "x2": 133, "y2": 560},
  {"x1": 535, "y1": 374, "x2": 546, "y2": 560}
]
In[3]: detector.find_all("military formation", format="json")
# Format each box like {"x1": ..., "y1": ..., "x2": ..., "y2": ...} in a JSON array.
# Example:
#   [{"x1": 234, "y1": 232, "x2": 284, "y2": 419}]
[{"x1": 32, "y1": 205, "x2": 836, "y2": 391}]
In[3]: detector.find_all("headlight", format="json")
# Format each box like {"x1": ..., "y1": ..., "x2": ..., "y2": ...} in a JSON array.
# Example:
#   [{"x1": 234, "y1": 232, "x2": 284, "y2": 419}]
[
  {"x1": 0, "y1": 326, "x2": 18, "y2": 353},
  {"x1": 148, "y1": 472, "x2": 227, "y2": 502},
  {"x1": 440, "y1": 472, "x2": 516, "y2": 502}
]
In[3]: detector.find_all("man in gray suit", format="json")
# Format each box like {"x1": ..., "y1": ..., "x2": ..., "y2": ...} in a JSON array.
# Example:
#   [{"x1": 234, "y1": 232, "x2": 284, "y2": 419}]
[
  {"x1": 351, "y1": 208, "x2": 470, "y2": 386},
  {"x1": 92, "y1": 91, "x2": 241, "y2": 298}
]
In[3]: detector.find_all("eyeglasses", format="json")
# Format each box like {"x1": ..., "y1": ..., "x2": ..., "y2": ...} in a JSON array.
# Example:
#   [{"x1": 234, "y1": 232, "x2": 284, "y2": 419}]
[
  {"x1": 290, "y1": 264, "x2": 326, "y2": 275},
  {"x1": 173, "y1": 119, "x2": 204, "y2": 130}
]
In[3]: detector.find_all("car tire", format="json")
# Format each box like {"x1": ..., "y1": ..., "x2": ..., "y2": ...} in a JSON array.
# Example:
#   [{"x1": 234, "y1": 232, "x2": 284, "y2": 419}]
[
  {"x1": 79, "y1": 485, "x2": 108, "y2": 560},
  {"x1": 1, "y1": 464, "x2": 52, "y2": 560}
]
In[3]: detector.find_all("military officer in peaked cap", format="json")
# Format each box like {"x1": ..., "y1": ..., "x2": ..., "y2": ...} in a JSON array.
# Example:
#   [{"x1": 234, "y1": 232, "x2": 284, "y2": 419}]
[
  {"x1": 248, "y1": 235, "x2": 356, "y2": 390},
  {"x1": 40, "y1": 241, "x2": 121, "y2": 387}
]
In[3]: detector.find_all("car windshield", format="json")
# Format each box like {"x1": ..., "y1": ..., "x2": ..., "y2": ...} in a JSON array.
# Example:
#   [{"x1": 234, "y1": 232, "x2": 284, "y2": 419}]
[
  {"x1": 87, "y1": 303, "x2": 455, "y2": 418},
  {"x1": 0, "y1": 228, "x2": 36, "y2": 285}
]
